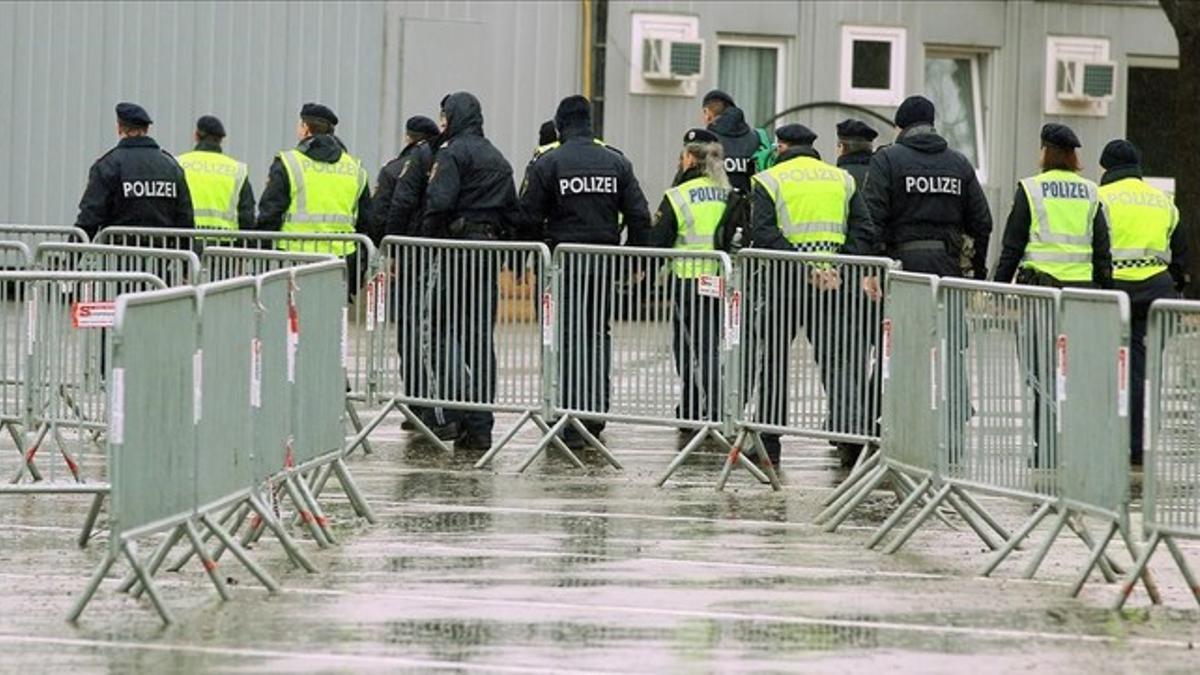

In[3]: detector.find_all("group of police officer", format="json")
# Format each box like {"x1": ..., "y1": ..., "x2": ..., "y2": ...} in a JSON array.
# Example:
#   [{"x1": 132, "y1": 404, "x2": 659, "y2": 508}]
[{"x1": 77, "y1": 89, "x2": 1184, "y2": 465}]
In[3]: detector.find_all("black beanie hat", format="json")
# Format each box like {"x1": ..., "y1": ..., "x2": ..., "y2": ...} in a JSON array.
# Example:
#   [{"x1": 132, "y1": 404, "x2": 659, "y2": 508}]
[
  {"x1": 1099, "y1": 139, "x2": 1141, "y2": 170},
  {"x1": 554, "y1": 95, "x2": 591, "y2": 131},
  {"x1": 894, "y1": 95, "x2": 935, "y2": 129}
]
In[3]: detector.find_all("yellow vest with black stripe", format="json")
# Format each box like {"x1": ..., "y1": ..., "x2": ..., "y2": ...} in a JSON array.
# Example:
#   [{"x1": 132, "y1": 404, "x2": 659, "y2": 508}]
[
  {"x1": 277, "y1": 148, "x2": 367, "y2": 256},
  {"x1": 178, "y1": 150, "x2": 248, "y2": 231},
  {"x1": 1098, "y1": 177, "x2": 1178, "y2": 282},
  {"x1": 750, "y1": 155, "x2": 853, "y2": 254},
  {"x1": 665, "y1": 176, "x2": 727, "y2": 278},
  {"x1": 1019, "y1": 170, "x2": 1099, "y2": 283}
]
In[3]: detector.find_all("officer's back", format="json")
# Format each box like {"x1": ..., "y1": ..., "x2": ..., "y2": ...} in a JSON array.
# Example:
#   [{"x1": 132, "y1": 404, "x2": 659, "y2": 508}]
[
  {"x1": 520, "y1": 95, "x2": 649, "y2": 246},
  {"x1": 75, "y1": 102, "x2": 194, "y2": 239},
  {"x1": 701, "y1": 90, "x2": 763, "y2": 194}
]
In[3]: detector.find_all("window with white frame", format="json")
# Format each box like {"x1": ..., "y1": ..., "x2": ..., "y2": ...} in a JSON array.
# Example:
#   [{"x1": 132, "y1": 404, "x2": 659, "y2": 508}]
[
  {"x1": 840, "y1": 25, "x2": 906, "y2": 106},
  {"x1": 717, "y1": 37, "x2": 786, "y2": 129},
  {"x1": 925, "y1": 50, "x2": 987, "y2": 181}
]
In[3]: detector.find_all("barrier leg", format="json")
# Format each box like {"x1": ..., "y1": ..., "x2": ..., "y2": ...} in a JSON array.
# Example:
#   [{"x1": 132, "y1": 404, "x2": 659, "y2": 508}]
[
  {"x1": 166, "y1": 501, "x2": 244, "y2": 573},
  {"x1": 657, "y1": 427, "x2": 716, "y2": 487},
  {"x1": 199, "y1": 513, "x2": 279, "y2": 594},
  {"x1": 183, "y1": 519, "x2": 230, "y2": 602},
  {"x1": 398, "y1": 402, "x2": 454, "y2": 455},
  {"x1": 980, "y1": 501, "x2": 1052, "y2": 577},
  {"x1": 951, "y1": 487, "x2": 1012, "y2": 543},
  {"x1": 519, "y1": 416, "x2": 583, "y2": 472},
  {"x1": 293, "y1": 473, "x2": 336, "y2": 546},
  {"x1": 49, "y1": 424, "x2": 82, "y2": 483},
  {"x1": 1069, "y1": 519, "x2": 1118, "y2": 597},
  {"x1": 332, "y1": 457, "x2": 376, "y2": 523},
  {"x1": 78, "y1": 491, "x2": 106, "y2": 548},
  {"x1": 882, "y1": 483, "x2": 953, "y2": 554},
  {"x1": 343, "y1": 399, "x2": 375, "y2": 456},
  {"x1": 822, "y1": 449, "x2": 880, "y2": 508},
  {"x1": 1067, "y1": 517, "x2": 1121, "y2": 582},
  {"x1": 944, "y1": 488, "x2": 1004, "y2": 552},
  {"x1": 895, "y1": 472, "x2": 959, "y2": 532},
  {"x1": 209, "y1": 502, "x2": 252, "y2": 563},
  {"x1": 745, "y1": 433, "x2": 782, "y2": 490},
  {"x1": 123, "y1": 539, "x2": 174, "y2": 625},
  {"x1": 815, "y1": 461, "x2": 882, "y2": 525},
  {"x1": 1119, "y1": 524, "x2": 1162, "y2": 605},
  {"x1": 1021, "y1": 508, "x2": 1070, "y2": 579},
  {"x1": 123, "y1": 525, "x2": 186, "y2": 598},
  {"x1": 568, "y1": 418, "x2": 622, "y2": 471},
  {"x1": 822, "y1": 465, "x2": 889, "y2": 533},
  {"x1": 475, "y1": 410, "x2": 533, "y2": 469},
  {"x1": 282, "y1": 476, "x2": 329, "y2": 548},
  {"x1": 247, "y1": 492, "x2": 316, "y2": 573},
  {"x1": 1162, "y1": 536, "x2": 1200, "y2": 607},
  {"x1": 343, "y1": 399, "x2": 401, "y2": 456},
  {"x1": 1113, "y1": 530, "x2": 1161, "y2": 610},
  {"x1": 867, "y1": 476, "x2": 932, "y2": 550},
  {"x1": 66, "y1": 547, "x2": 119, "y2": 624},
  {"x1": 710, "y1": 431, "x2": 772, "y2": 486},
  {"x1": 9, "y1": 423, "x2": 48, "y2": 484}
]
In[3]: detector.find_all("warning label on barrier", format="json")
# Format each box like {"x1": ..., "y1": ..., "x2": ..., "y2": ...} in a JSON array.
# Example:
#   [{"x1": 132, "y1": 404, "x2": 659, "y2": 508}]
[
  {"x1": 1055, "y1": 335, "x2": 1067, "y2": 402},
  {"x1": 287, "y1": 303, "x2": 299, "y2": 383},
  {"x1": 724, "y1": 290, "x2": 741, "y2": 348},
  {"x1": 71, "y1": 301, "x2": 116, "y2": 329},
  {"x1": 374, "y1": 273, "x2": 387, "y2": 325},
  {"x1": 110, "y1": 367, "x2": 124, "y2": 444},
  {"x1": 193, "y1": 349, "x2": 203, "y2": 423},
  {"x1": 1117, "y1": 346, "x2": 1129, "y2": 418},
  {"x1": 541, "y1": 292, "x2": 554, "y2": 345},
  {"x1": 880, "y1": 319, "x2": 893, "y2": 385},
  {"x1": 250, "y1": 338, "x2": 262, "y2": 408},
  {"x1": 929, "y1": 345, "x2": 938, "y2": 410},
  {"x1": 26, "y1": 288, "x2": 36, "y2": 356},
  {"x1": 365, "y1": 278, "x2": 377, "y2": 331},
  {"x1": 341, "y1": 307, "x2": 349, "y2": 370},
  {"x1": 697, "y1": 274, "x2": 723, "y2": 298}
]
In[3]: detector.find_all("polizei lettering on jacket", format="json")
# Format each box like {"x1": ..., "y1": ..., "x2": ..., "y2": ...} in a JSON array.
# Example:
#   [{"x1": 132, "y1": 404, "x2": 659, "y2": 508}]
[
  {"x1": 724, "y1": 156, "x2": 752, "y2": 174},
  {"x1": 687, "y1": 186, "x2": 727, "y2": 203},
  {"x1": 904, "y1": 175, "x2": 962, "y2": 195},
  {"x1": 559, "y1": 175, "x2": 618, "y2": 195},
  {"x1": 1040, "y1": 181, "x2": 1091, "y2": 199},
  {"x1": 122, "y1": 180, "x2": 178, "y2": 198}
]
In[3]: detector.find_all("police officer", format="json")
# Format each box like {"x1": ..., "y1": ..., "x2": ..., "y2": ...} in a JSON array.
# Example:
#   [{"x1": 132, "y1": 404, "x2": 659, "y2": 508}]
[
  {"x1": 177, "y1": 115, "x2": 254, "y2": 232},
  {"x1": 520, "y1": 95, "x2": 650, "y2": 449},
  {"x1": 1098, "y1": 140, "x2": 1185, "y2": 465},
  {"x1": 647, "y1": 129, "x2": 729, "y2": 432},
  {"x1": 537, "y1": 119, "x2": 558, "y2": 152},
  {"x1": 862, "y1": 95, "x2": 992, "y2": 279},
  {"x1": 75, "y1": 102, "x2": 194, "y2": 239},
  {"x1": 700, "y1": 89, "x2": 765, "y2": 194},
  {"x1": 835, "y1": 118, "x2": 878, "y2": 189},
  {"x1": 256, "y1": 103, "x2": 371, "y2": 268},
  {"x1": 377, "y1": 115, "x2": 439, "y2": 238},
  {"x1": 749, "y1": 124, "x2": 881, "y2": 466},
  {"x1": 421, "y1": 91, "x2": 519, "y2": 450},
  {"x1": 993, "y1": 123, "x2": 1113, "y2": 288}
]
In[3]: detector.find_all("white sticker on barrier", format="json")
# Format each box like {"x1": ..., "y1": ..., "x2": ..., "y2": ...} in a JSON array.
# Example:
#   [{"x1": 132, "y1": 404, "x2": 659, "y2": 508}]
[
  {"x1": 880, "y1": 319, "x2": 893, "y2": 385},
  {"x1": 697, "y1": 274, "x2": 723, "y2": 298},
  {"x1": 1117, "y1": 346, "x2": 1129, "y2": 418},
  {"x1": 375, "y1": 273, "x2": 387, "y2": 325},
  {"x1": 25, "y1": 287, "x2": 36, "y2": 356},
  {"x1": 193, "y1": 349, "x2": 203, "y2": 423},
  {"x1": 287, "y1": 304, "x2": 299, "y2": 383},
  {"x1": 71, "y1": 301, "x2": 116, "y2": 329},
  {"x1": 365, "y1": 278, "x2": 377, "y2": 331},
  {"x1": 930, "y1": 345, "x2": 938, "y2": 410},
  {"x1": 541, "y1": 291, "x2": 554, "y2": 346},
  {"x1": 1143, "y1": 384, "x2": 1152, "y2": 456},
  {"x1": 1055, "y1": 335, "x2": 1067, "y2": 402},
  {"x1": 341, "y1": 307, "x2": 349, "y2": 370},
  {"x1": 724, "y1": 290, "x2": 741, "y2": 349},
  {"x1": 110, "y1": 367, "x2": 125, "y2": 445},
  {"x1": 250, "y1": 338, "x2": 262, "y2": 409}
]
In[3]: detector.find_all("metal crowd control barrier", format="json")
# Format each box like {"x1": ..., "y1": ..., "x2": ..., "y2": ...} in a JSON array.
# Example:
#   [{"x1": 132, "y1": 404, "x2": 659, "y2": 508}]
[
  {"x1": 1116, "y1": 300, "x2": 1200, "y2": 609},
  {"x1": 34, "y1": 242, "x2": 201, "y2": 286},
  {"x1": 201, "y1": 247, "x2": 334, "y2": 282},
  {"x1": 0, "y1": 240, "x2": 33, "y2": 268},
  {"x1": 0, "y1": 223, "x2": 89, "y2": 254}
]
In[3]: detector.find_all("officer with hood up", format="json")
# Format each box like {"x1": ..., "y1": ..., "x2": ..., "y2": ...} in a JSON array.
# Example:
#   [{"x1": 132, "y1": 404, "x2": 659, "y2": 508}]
[
  {"x1": 419, "y1": 92, "x2": 518, "y2": 451},
  {"x1": 701, "y1": 89, "x2": 767, "y2": 194}
]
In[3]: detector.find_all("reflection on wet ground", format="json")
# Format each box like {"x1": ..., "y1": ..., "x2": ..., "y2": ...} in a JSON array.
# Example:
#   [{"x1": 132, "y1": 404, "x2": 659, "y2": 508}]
[{"x1": 1, "y1": 409, "x2": 1198, "y2": 672}]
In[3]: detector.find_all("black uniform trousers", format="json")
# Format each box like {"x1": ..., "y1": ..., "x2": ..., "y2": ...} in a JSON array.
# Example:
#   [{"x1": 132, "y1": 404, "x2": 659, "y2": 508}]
[
  {"x1": 395, "y1": 260, "x2": 433, "y2": 420},
  {"x1": 429, "y1": 247, "x2": 497, "y2": 438},
  {"x1": 671, "y1": 277, "x2": 723, "y2": 423},
  {"x1": 559, "y1": 260, "x2": 612, "y2": 428},
  {"x1": 1117, "y1": 271, "x2": 1177, "y2": 463}
]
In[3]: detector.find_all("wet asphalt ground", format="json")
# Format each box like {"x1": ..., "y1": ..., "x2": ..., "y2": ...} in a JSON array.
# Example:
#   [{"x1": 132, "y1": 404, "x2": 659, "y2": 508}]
[{"x1": 1, "y1": 407, "x2": 1199, "y2": 673}]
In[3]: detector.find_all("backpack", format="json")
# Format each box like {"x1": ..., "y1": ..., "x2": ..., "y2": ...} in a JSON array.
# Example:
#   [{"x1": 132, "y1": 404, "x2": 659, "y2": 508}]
[
  {"x1": 713, "y1": 187, "x2": 751, "y2": 253},
  {"x1": 752, "y1": 127, "x2": 775, "y2": 172}
]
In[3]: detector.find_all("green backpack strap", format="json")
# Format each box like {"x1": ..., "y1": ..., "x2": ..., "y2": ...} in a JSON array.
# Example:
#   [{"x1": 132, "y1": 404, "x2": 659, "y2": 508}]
[{"x1": 753, "y1": 127, "x2": 775, "y2": 171}]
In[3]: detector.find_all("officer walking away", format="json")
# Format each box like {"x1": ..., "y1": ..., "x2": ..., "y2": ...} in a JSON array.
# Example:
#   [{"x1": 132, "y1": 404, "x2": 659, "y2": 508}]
[
  {"x1": 863, "y1": 95, "x2": 992, "y2": 278},
  {"x1": 537, "y1": 120, "x2": 558, "y2": 151},
  {"x1": 749, "y1": 124, "x2": 882, "y2": 467},
  {"x1": 701, "y1": 89, "x2": 769, "y2": 194},
  {"x1": 256, "y1": 103, "x2": 371, "y2": 274},
  {"x1": 646, "y1": 129, "x2": 729, "y2": 434},
  {"x1": 374, "y1": 115, "x2": 439, "y2": 240},
  {"x1": 835, "y1": 118, "x2": 878, "y2": 189},
  {"x1": 76, "y1": 102, "x2": 194, "y2": 239},
  {"x1": 993, "y1": 123, "x2": 1112, "y2": 288},
  {"x1": 1098, "y1": 140, "x2": 1185, "y2": 465},
  {"x1": 421, "y1": 91, "x2": 518, "y2": 450},
  {"x1": 177, "y1": 115, "x2": 254, "y2": 232},
  {"x1": 520, "y1": 95, "x2": 650, "y2": 449}
]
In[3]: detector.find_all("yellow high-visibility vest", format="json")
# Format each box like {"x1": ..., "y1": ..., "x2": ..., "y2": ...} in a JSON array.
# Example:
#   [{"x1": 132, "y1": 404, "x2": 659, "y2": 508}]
[
  {"x1": 178, "y1": 150, "x2": 247, "y2": 231},
  {"x1": 1099, "y1": 177, "x2": 1178, "y2": 282},
  {"x1": 277, "y1": 148, "x2": 367, "y2": 256},
  {"x1": 1019, "y1": 169, "x2": 1099, "y2": 283},
  {"x1": 665, "y1": 176, "x2": 727, "y2": 278},
  {"x1": 751, "y1": 155, "x2": 853, "y2": 254}
]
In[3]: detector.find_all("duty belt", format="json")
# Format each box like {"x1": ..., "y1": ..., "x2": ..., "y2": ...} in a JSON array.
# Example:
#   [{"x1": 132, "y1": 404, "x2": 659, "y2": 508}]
[{"x1": 894, "y1": 240, "x2": 946, "y2": 253}]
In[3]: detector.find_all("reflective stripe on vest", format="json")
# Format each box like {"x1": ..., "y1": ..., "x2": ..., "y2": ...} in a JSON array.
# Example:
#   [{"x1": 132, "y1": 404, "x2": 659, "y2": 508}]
[
  {"x1": 751, "y1": 155, "x2": 852, "y2": 254},
  {"x1": 665, "y1": 176, "x2": 727, "y2": 279},
  {"x1": 178, "y1": 150, "x2": 247, "y2": 231},
  {"x1": 1019, "y1": 170, "x2": 1098, "y2": 282},
  {"x1": 278, "y1": 148, "x2": 366, "y2": 256},
  {"x1": 1099, "y1": 177, "x2": 1178, "y2": 282}
]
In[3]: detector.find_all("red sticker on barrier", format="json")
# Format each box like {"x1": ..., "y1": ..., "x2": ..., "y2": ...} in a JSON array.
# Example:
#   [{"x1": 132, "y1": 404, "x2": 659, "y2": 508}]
[
  {"x1": 374, "y1": 272, "x2": 387, "y2": 325},
  {"x1": 365, "y1": 278, "x2": 377, "y2": 331},
  {"x1": 1117, "y1": 346, "x2": 1129, "y2": 417},
  {"x1": 724, "y1": 290, "x2": 741, "y2": 348},
  {"x1": 71, "y1": 301, "x2": 116, "y2": 329},
  {"x1": 1056, "y1": 334, "x2": 1068, "y2": 402},
  {"x1": 880, "y1": 319, "x2": 893, "y2": 384},
  {"x1": 541, "y1": 291, "x2": 554, "y2": 346}
]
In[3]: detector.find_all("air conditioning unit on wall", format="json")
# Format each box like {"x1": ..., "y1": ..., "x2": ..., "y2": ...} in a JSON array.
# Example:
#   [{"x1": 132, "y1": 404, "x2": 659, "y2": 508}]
[
  {"x1": 1056, "y1": 59, "x2": 1116, "y2": 103},
  {"x1": 642, "y1": 37, "x2": 705, "y2": 83}
]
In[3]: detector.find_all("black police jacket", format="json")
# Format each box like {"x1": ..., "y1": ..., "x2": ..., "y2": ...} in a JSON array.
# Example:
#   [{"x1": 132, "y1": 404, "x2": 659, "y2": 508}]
[
  {"x1": 255, "y1": 134, "x2": 373, "y2": 237},
  {"x1": 708, "y1": 107, "x2": 761, "y2": 194},
  {"x1": 861, "y1": 125, "x2": 993, "y2": 277},
  {"x1": 421, "y1": 92, "x2": 517, "y2": 239},
  {"x1": 381, "y1": 139, "x2": 434, "y2": 238},
  {"x1": 75, "y1": 135, "x2": 194, "y2": 239},
  {"x1": 836, "y1": 150, "x2": 872, "y2": 192},
  {"x1": 519, "y1": 123, "x2": 650, "y2": 247}
]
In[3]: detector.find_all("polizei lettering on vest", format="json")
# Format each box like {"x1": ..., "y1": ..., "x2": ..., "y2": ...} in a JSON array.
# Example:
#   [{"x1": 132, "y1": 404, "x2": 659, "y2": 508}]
[
  {"x1": 904, "y1": 175, "x2": 962, "y2": 195},
  {"x1": 686, "y1": 186, "x2": 727, "y2": 203},
  {"x1": 180, "y1": 159, "x2": 239, "y2": 176},
  {"x1": 724, "y1": 156, "x2": 752, "y2": 174},
  {"x1": 1041, "y1": 181, "x2": 1090, "y2": 199},
  {"x1": 558, "y1": 175, "x2": 618, "y2": 195},
  {"x1": 298, "y1": 157, "x2": 358, "y2": 176},
  {"x1": 776, "y1": 167, "x2": 841, "y2": 183},
  {"x1": 122, "y1": 180, "x2": 178, "y2": 198},
  {"x1": 1104, "y1": 190, "x2": 1170, "y2": 209}
]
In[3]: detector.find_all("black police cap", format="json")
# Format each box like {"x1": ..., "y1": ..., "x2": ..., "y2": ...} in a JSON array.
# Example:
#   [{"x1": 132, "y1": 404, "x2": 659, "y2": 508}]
[
  {"x1": 894, "y1": 95, "x2": 935, "y2": 129},
  {"x1": 405, "y1": 115, "x2": 439, "y2": 138},
  {"x1": 1041, "y1": 123, "x2": 1081, "y2": 149},
  {"x1": 702, "y1": 89, "x2": 735, "y2": 108},
  {"x1": 836, "y1": 118, "x2": 877, "y2": 141},
  {"x1": 555, "y1": 95, "x2": 592, "y2": 130},
  {"x1": 1100, "y1": 139, "x2": 1141, "y2": 170},
  {"x1": 683, "y1": 128, "x2": 720, "y2": 145},
  {"x1": 776, "y1": 124, "x2": 817, "y2": 145},
  {"x1": 115, "y1": 102, "x2": 152, "y2": 127},
  {"x1": 300, "y1": 102, "x2": 338, "y2": 126},
  {"x1": 196, "y1": 115, "x2": 225, "y2": 138}
]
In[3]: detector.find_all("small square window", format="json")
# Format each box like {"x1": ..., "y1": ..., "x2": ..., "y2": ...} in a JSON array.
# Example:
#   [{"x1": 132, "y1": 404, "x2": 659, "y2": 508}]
[{"x1": 841, "y1": 25, "x2": 906, "y2": 106}]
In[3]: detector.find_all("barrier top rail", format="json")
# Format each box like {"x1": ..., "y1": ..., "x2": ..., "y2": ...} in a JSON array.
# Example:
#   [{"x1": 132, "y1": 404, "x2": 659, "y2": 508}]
[
  {"x1": 33, "y1": 241, "x2": 202, "y2": 277},
  {"x1": 735, "y1": 248, "x2": 902, "y2": 268},
  {"x1": 0, "y1": 224, "x2": 90, "y2": 242},
  {"x1": 95, "y1": 227, "x2": 378, "y2": 259},
  {"x1": 0, "y1": 240, "x2": 33, "y2": 267}
]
